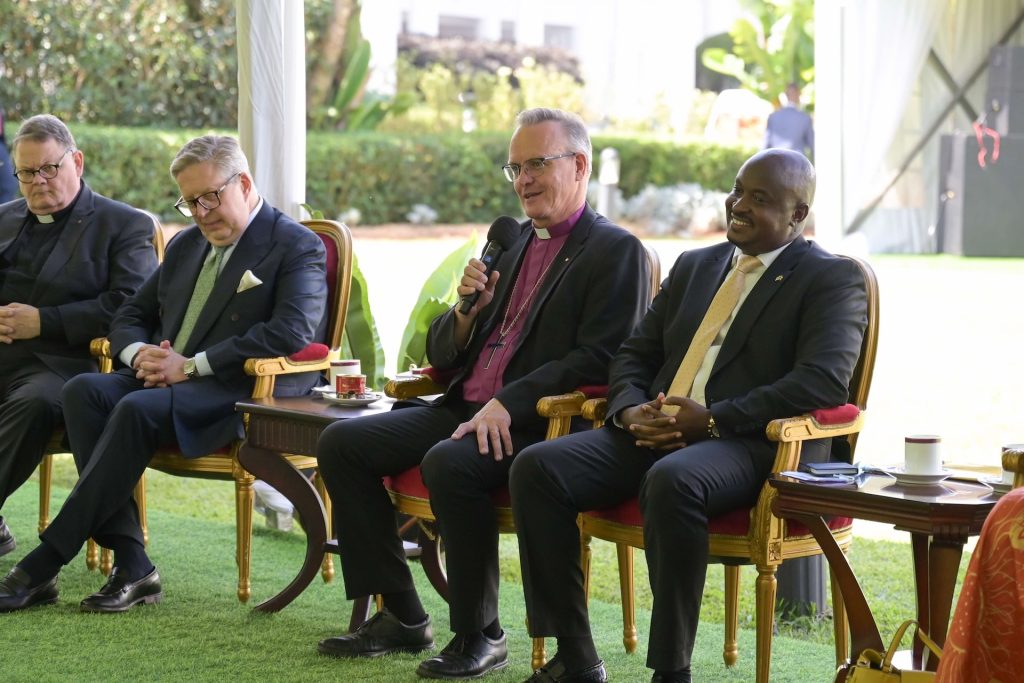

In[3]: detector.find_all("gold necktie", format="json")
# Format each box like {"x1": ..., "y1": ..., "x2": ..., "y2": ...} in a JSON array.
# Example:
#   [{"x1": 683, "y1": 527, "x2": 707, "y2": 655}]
[
  {"x1": 173, "y1": 246, "x2": 226, "y2": 352},
  {"x1": 662, "y1": 254, "x2": 762, "y2": 414}
]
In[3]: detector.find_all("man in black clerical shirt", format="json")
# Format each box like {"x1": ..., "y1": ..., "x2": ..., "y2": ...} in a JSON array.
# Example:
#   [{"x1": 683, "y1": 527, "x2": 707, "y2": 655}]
[{"x1": 0, "y1": 114, "x2": 157, "y2": 558}]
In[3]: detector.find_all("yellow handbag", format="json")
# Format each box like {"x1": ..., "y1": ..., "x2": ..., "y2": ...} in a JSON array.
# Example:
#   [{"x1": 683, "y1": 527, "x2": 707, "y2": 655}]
[{"x1": 846, "y1": 619, "x2": 943, "y2": 682}]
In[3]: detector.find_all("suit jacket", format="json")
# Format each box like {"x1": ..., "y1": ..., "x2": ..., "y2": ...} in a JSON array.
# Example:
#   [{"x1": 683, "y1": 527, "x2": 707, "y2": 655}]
[
  {"x1": 0, "y1": 183, "x2": 158, "y2": 379},
  {"x1": 426, "y1": 204, "x2": 651, "y2": 433},
  {"x1": 607, "y1": 237, "x2": 867, "y2": 462},
  {"x1": 108, "y1": 201, "x2": 327, "y2": 456}
]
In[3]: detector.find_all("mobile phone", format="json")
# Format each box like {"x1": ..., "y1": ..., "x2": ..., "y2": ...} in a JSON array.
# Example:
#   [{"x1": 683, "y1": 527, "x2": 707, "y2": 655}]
[{"x1": 799, "y1": 461, "x2": 860, "y2": 476}]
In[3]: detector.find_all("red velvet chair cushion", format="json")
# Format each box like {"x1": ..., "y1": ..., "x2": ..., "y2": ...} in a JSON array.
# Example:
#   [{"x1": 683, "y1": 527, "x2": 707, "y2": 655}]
[
  {"x1": 316, "y1": 230, "x2": 339, "y2": 321},
  {"x1": 585, "y1": 498, "x2": 851, "y2": 538},
  {"x1": 288, "y1": 342, "x2": 330, "y2": 363},
  {"x1": 384, "y1": 465, "x2": 512, "y2": 507}
]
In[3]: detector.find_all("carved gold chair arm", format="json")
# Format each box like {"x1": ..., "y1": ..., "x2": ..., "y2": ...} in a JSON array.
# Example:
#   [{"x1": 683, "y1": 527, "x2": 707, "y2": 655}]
[
  {"x1": 1002, "y1": 447, "x2": 1024, "y2": 488},
  {"x1": 244, "y1": 356, "x2": 333, "y2": 400},
  {"x1": 536, "y1": 391, "x2": 588, "y2": 440},
  {"x1": 581, "y1": 397, "x2": 608, "y2": 425},
  {"x1": 89, "y1": 337, "x2": 113, "y2": 373}
]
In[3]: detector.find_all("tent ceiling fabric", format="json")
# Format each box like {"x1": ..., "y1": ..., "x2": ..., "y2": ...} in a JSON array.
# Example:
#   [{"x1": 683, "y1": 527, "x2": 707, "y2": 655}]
[{"x1": 815, "y1": 0, "x2": 1024, "y2": 253}]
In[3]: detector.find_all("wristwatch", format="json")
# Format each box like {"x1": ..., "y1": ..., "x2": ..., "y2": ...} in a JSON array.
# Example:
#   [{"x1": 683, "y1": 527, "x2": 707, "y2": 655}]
[
  {"x1": 707, "y1": 413, "x2": 720, "y2": 439},
  {"x1": 183, "y1": 357, "x2": 200, "y2": 379}
]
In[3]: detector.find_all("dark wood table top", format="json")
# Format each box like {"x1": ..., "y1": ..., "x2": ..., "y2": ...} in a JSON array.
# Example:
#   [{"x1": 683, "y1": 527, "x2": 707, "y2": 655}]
[{"x1": 236, "y1": 394, "x2": 394, "y2": 424}]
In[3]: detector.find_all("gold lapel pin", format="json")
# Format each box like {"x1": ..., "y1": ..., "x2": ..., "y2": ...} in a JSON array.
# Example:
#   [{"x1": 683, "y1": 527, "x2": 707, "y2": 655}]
[{"x1": 774, "y1": 275, "x2": 784, "y2": 282}]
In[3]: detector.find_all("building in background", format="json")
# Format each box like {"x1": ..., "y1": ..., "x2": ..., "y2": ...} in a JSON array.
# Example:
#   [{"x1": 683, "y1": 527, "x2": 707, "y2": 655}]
[{"x1": 362, "y1": 0, "x2": 741, "y2": 131}]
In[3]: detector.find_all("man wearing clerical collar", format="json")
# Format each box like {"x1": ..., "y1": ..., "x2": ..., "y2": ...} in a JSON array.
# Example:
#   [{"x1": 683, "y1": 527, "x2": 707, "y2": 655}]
[
  {"x1": 0, "y1": 114, "x2": 157, "y2": 559},
  {"x1": 315, "y1": 108, "x2": 652, "y2": 680}
]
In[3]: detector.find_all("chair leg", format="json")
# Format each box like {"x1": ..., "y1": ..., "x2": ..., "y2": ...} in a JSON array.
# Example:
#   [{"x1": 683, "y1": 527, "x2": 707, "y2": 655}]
[
  {"x1": 580, "y1": 530, "x2": 593, "y2": 601},
  {"x1": 100, "y1": 547, "x2": 113, "y2": 575},
  {"x1": 135, "y1": 472, "x2": 148, "y2": 545},
  {"x1": 417, "y1": 522, "x2": 449, "y2": 601},
  {"x1": 830, "y1": 565, "x2": 850, "y2": 667},
  {"x1": 754, "y1": 564, "x2": 779, "y2": 683},
  {"x1": 86, "y1": 538, "x2": 99, "y2": 571},
  {"x1": 723, "y1": 565, "x2": 740, "y2": 667},
  {"x1": 531, "y1": 635, "x2": 547, "y2": 671},
  {"x1": 315, "y1": 471, "x2": 335, "y2": 583},
  {"x1": 38, "y1": 454, "x2": 53, "y2": 533},
  {"x1": 233, "y1": 464, "x2": 255, "y2": 603},
  {"x1": 616, "y1": 543, "x2": 638, "y2": 654}
]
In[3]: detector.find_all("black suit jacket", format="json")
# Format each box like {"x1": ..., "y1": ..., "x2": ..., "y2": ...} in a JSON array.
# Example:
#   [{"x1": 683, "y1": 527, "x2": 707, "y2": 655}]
[
  {"x1": 607, "y1": 237, "x2": 868, "y2": 462},
  {"x1": 426, "y1": 205, "x2": 652, "y2": 433},
  {"x1": 108, "y1": 202, "x2": 327, "y2": 456},
  {"x1": 0, "y1": 183, "x2": 158, "y2": 379}
]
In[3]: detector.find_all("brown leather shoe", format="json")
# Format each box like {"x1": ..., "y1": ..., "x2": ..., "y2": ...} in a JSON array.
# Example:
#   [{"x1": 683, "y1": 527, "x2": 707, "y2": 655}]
[
  {"x1": 318, "y1": 608, "x2": 434, "y2": 658},
  {"x1": 524, "y1": 655, "x2": 607, "y2": 682},
  {"x1": 0, "y1": 517, "x2": 15, "y2": 558},
  {"x1": 80, "y1": 567, "x2": 163, "y2": 613},
  {"x1": 0, "y1": 567, "x2": 59, "y2": 613}
]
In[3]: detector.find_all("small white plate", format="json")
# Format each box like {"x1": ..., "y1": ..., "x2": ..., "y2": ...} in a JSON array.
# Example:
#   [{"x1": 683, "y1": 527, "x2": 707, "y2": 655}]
[
  {"x1": 884, "y1": 466, "x2": 951, "y2": 486},
  {"x1": 311, "y1": 385, "x2": 332, "y2": 394},
  {"x1": 979, "y1": 476, "x2": 1013, "y2": 495},
  {"x1": 321, "y1": 391, "x2": 383, "y2": 407}
]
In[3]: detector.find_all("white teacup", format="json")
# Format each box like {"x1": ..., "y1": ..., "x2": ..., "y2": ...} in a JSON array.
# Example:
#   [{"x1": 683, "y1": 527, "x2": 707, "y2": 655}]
[
  {"x1": 329, "y1": 359, "x2": 361, "y2": 391},
  {"x1": 904, "y1": 435, "x2": 942, "y2": 475}
]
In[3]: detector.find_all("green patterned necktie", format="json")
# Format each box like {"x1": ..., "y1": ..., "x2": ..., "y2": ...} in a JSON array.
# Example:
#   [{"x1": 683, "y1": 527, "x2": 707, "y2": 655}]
[{"x1": 173, "y1": 246, "x2": 227, "y2": 352}]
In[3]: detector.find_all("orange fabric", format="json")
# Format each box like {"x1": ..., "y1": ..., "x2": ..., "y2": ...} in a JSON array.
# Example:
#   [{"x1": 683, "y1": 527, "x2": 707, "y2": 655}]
[{"x1": 936, "y1": 487, "x2": 1024, "y2": 683}]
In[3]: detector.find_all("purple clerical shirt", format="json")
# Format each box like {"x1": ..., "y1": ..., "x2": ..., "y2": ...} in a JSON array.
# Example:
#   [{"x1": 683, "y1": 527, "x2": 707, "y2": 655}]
[{"x1": 461, "y1": 204, "x2": 586, "y2": 404}]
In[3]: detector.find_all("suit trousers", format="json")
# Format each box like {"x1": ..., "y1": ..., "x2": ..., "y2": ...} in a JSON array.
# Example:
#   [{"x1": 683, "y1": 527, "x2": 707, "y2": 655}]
[
  {"x1": 316, "y1": 400, "x2": 545, "y2": 634},
  {"x1": 0, "y1": 361, "x2": 65, "y2": 509},
  {"x1": 510, "y1": 425, "x2": 774, "y2": 671},
  {"x1": 41, "y1": 371, "x2": 175, "y2": 563}
]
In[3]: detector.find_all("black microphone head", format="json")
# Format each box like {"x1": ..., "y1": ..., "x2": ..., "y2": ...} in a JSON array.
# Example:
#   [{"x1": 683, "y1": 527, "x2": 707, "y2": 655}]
[{"x1": 487, "y1": 216, "x2": 521, "y2": 250}]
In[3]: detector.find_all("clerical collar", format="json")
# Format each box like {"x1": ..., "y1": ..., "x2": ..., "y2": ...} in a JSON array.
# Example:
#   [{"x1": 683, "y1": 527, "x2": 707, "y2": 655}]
[
  {"x1": 532, "y1": 203, "x2": 586, "y2": 239},
  {"x1": 32, "y1": 182, "x2": 83, "y2": 225}
]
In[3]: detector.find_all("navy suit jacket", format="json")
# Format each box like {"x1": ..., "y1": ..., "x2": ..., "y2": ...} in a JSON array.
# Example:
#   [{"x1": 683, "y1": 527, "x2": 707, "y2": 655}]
[
  {"x1": 426, "y1": 205, "x2": 652, "y2": 433},
  {"x1": 607, "y1": 236, "x2": 868, "y2": 462},
  {"x1": 0, "y1": 183, "x2": 158, "y2": 379},
  {"x1": 108, "y1": 202, "x2": 327, "y2": 456}
]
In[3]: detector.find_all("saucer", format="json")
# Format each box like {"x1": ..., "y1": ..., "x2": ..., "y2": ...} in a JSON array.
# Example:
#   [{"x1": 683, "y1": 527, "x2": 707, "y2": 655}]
[
  {"x1": 979, "y1": 476, "x2": 1013, "y2": 495},
  {"x1": 884, "y1": 466, "x2": 951, "y2": 486},
  {"x1": 321, "y1": 391, "x2": 383, "y2": 407}
]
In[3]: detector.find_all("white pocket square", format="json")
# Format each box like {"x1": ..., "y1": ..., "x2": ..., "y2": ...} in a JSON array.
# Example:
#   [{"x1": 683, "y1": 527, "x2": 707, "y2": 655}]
[{"x1": 237, "y1": 270, "x2": 263, "y2": 293}]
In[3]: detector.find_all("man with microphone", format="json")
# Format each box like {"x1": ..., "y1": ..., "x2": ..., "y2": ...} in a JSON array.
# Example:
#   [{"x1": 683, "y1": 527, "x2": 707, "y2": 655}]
[{"x1": 316, "y1": 108, "x2": 651, "y2": 679}]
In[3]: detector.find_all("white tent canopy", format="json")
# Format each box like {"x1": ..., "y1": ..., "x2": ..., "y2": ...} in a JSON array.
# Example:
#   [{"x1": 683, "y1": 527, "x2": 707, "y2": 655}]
[{"x1": 815, "y1": 0, "x2": 1024, "y2": 254}]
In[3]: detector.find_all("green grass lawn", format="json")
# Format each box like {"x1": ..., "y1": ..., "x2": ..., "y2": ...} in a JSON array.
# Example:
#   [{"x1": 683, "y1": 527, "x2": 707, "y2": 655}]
[{"x1": 1, "y1": 455, "x2": 965, "y2": 682}]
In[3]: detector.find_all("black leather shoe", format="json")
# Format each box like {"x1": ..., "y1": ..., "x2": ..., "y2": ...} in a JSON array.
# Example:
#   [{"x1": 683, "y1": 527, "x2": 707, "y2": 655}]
[
  {"x1": 651, "y1": 672, "x2": 691, "y2": 683},
  {"x1": 524, "y1": 654, "x2": 607, "y2": 682},
  {"x1": 416, "y1": 630, "x2": 509, "y2": 678},
  {"x1": 80, "y1": 567, "x2": 163, "y2": 613},
  {"x1": 0, "y1": 518, "x2": 14, "y2": 558},
  {"x1": 0, "y1": 567, "x2": 58, "y2": 613},
  {"x1": 318, "y1": 608, "x2": 434, "y2": 658}
]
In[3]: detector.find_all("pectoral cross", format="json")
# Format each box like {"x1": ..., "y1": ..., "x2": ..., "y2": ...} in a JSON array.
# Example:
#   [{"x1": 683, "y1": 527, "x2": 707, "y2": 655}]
[{"x1": 484, "y1": 337, "x2": 506, "y2": 370}]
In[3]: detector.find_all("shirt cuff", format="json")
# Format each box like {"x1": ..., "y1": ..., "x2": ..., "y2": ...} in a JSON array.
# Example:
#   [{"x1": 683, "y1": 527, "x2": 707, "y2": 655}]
[
  {"x1": 194, "y1": 351, "x2": 212, "y2": 376},
  {"x1": 119, "y1": 342, "x2": 146, "y2": 369}
]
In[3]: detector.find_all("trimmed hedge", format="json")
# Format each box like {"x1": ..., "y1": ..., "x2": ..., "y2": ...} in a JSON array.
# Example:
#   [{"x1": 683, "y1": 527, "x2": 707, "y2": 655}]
[{"x1": 59, "y1": 124, "x2": 754, "y2": 224}]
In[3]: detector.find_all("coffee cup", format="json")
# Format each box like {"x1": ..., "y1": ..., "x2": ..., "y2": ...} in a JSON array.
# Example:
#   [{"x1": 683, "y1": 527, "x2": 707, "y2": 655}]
[
  {"x1": 904, "y1": 435, "x2": 942, "y2": 475},
  {"x1": 329, "y1": 359, "x2": 361, "y2": 390},
  {"x1": 336, "y1": 373, "x2": 367, "y2": 397}
]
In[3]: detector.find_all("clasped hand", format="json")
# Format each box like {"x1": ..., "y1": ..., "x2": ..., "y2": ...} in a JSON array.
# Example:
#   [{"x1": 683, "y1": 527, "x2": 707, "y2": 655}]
[
  {"x1": 0, "y1": 303, "x2": 41, "y2": 343},
  {"x1": 134, "y1": 340, "x2": 188, "y2": 387},
  {"x1": 619, "y1": 393, "x2": 711, "y2": 451},
  {"x1": 451, "y1": 398, "x2": 514, "y2": 461}
]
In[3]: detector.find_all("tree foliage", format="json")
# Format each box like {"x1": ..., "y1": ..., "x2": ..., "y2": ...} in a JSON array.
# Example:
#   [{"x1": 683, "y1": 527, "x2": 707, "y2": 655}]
[{"x1": 700, "y1": 0, "x2": 814, "y2": 108}]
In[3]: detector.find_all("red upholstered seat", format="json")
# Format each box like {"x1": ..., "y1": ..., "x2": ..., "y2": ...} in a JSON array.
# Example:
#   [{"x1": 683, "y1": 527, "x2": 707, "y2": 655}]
[{"x1": 385, "y1": 466, "x2": 512, "y2": 507}]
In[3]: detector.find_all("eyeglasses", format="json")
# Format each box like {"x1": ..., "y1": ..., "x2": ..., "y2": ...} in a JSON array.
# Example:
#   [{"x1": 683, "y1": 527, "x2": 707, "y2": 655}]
[
  {"x1": 174, "y1": 171, "x2": 242, "y2": 217},
  {"x1": 13, "y1": 148, "x2": 73, "y2": 184},
  {"x1": 502, "y1": 152, "x2": 576, "y2": 182}
]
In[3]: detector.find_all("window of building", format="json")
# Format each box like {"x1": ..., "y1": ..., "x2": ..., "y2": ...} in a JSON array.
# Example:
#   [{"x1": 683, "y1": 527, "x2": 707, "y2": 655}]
[
  {"x1": 439, "y1": 15, "x2": 480, "y2": 40},
  {"x1": 501, "y1": 20, "x2": 516, "y2": 44},
  {"x1": 544, "y1": 24, "x2": 574, "y2": 51}
]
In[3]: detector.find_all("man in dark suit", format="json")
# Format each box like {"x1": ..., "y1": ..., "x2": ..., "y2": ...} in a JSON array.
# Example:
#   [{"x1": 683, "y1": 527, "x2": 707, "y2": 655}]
[
  {"x1": 510, "y1": 149, "x2": 868, "y2": 683},
  {"x1": 315, "y1": 108, "x2": 651, "y2": 678},
  {"x1": 0, "y1": 114, "x2": 157, "y2": 558},
  {"x1": 0, "y1": 134, "x2": 327, "y2": 613}
]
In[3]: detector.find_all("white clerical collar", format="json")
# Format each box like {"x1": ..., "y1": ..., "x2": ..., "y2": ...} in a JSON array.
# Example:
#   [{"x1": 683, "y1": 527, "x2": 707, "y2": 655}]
[
  {"x1": 35, "y1": 213, "x2": 55, "y2": 224},
  {"x1": 533, "y1": 226, "x2": 551, "y2": 240}
]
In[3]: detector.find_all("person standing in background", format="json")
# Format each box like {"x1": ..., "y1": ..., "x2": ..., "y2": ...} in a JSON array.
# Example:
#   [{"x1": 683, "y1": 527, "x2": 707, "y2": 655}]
[{"x1": 764, "y1": 83, "x2": 814, "y2": 160}]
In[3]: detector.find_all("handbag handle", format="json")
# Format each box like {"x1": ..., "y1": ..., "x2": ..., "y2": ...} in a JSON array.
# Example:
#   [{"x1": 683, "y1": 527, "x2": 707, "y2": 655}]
[{"x1": 880, "y1": 619, "x2": 943, "y2": 671}]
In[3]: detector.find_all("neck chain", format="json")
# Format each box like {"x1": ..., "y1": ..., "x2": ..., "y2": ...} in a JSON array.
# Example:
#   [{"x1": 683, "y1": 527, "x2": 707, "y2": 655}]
[{"x1": 483, "y1": 251, "x2": 560, "y2": 369}]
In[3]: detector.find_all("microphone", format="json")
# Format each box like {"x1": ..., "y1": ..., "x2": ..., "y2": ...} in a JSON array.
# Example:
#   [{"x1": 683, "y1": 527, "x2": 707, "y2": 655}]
[{"x1": 458, "y1": 215, "x2": 521, "y2": 314}]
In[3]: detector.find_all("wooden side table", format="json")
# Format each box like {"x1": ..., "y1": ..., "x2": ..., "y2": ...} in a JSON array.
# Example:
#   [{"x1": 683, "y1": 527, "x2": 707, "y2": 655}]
[
  {"x1": 769, "y1": 473, "x2": 997, "y2": 678},
  {"x1": 235, "y1": 396, "x2": 391, "y2": 617}
]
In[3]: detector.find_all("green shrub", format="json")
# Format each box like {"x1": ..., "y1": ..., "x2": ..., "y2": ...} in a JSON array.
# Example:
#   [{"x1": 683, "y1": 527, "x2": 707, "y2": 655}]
[{"x1": 28, "y1": 123, "x2": 753, "y2": 224}]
